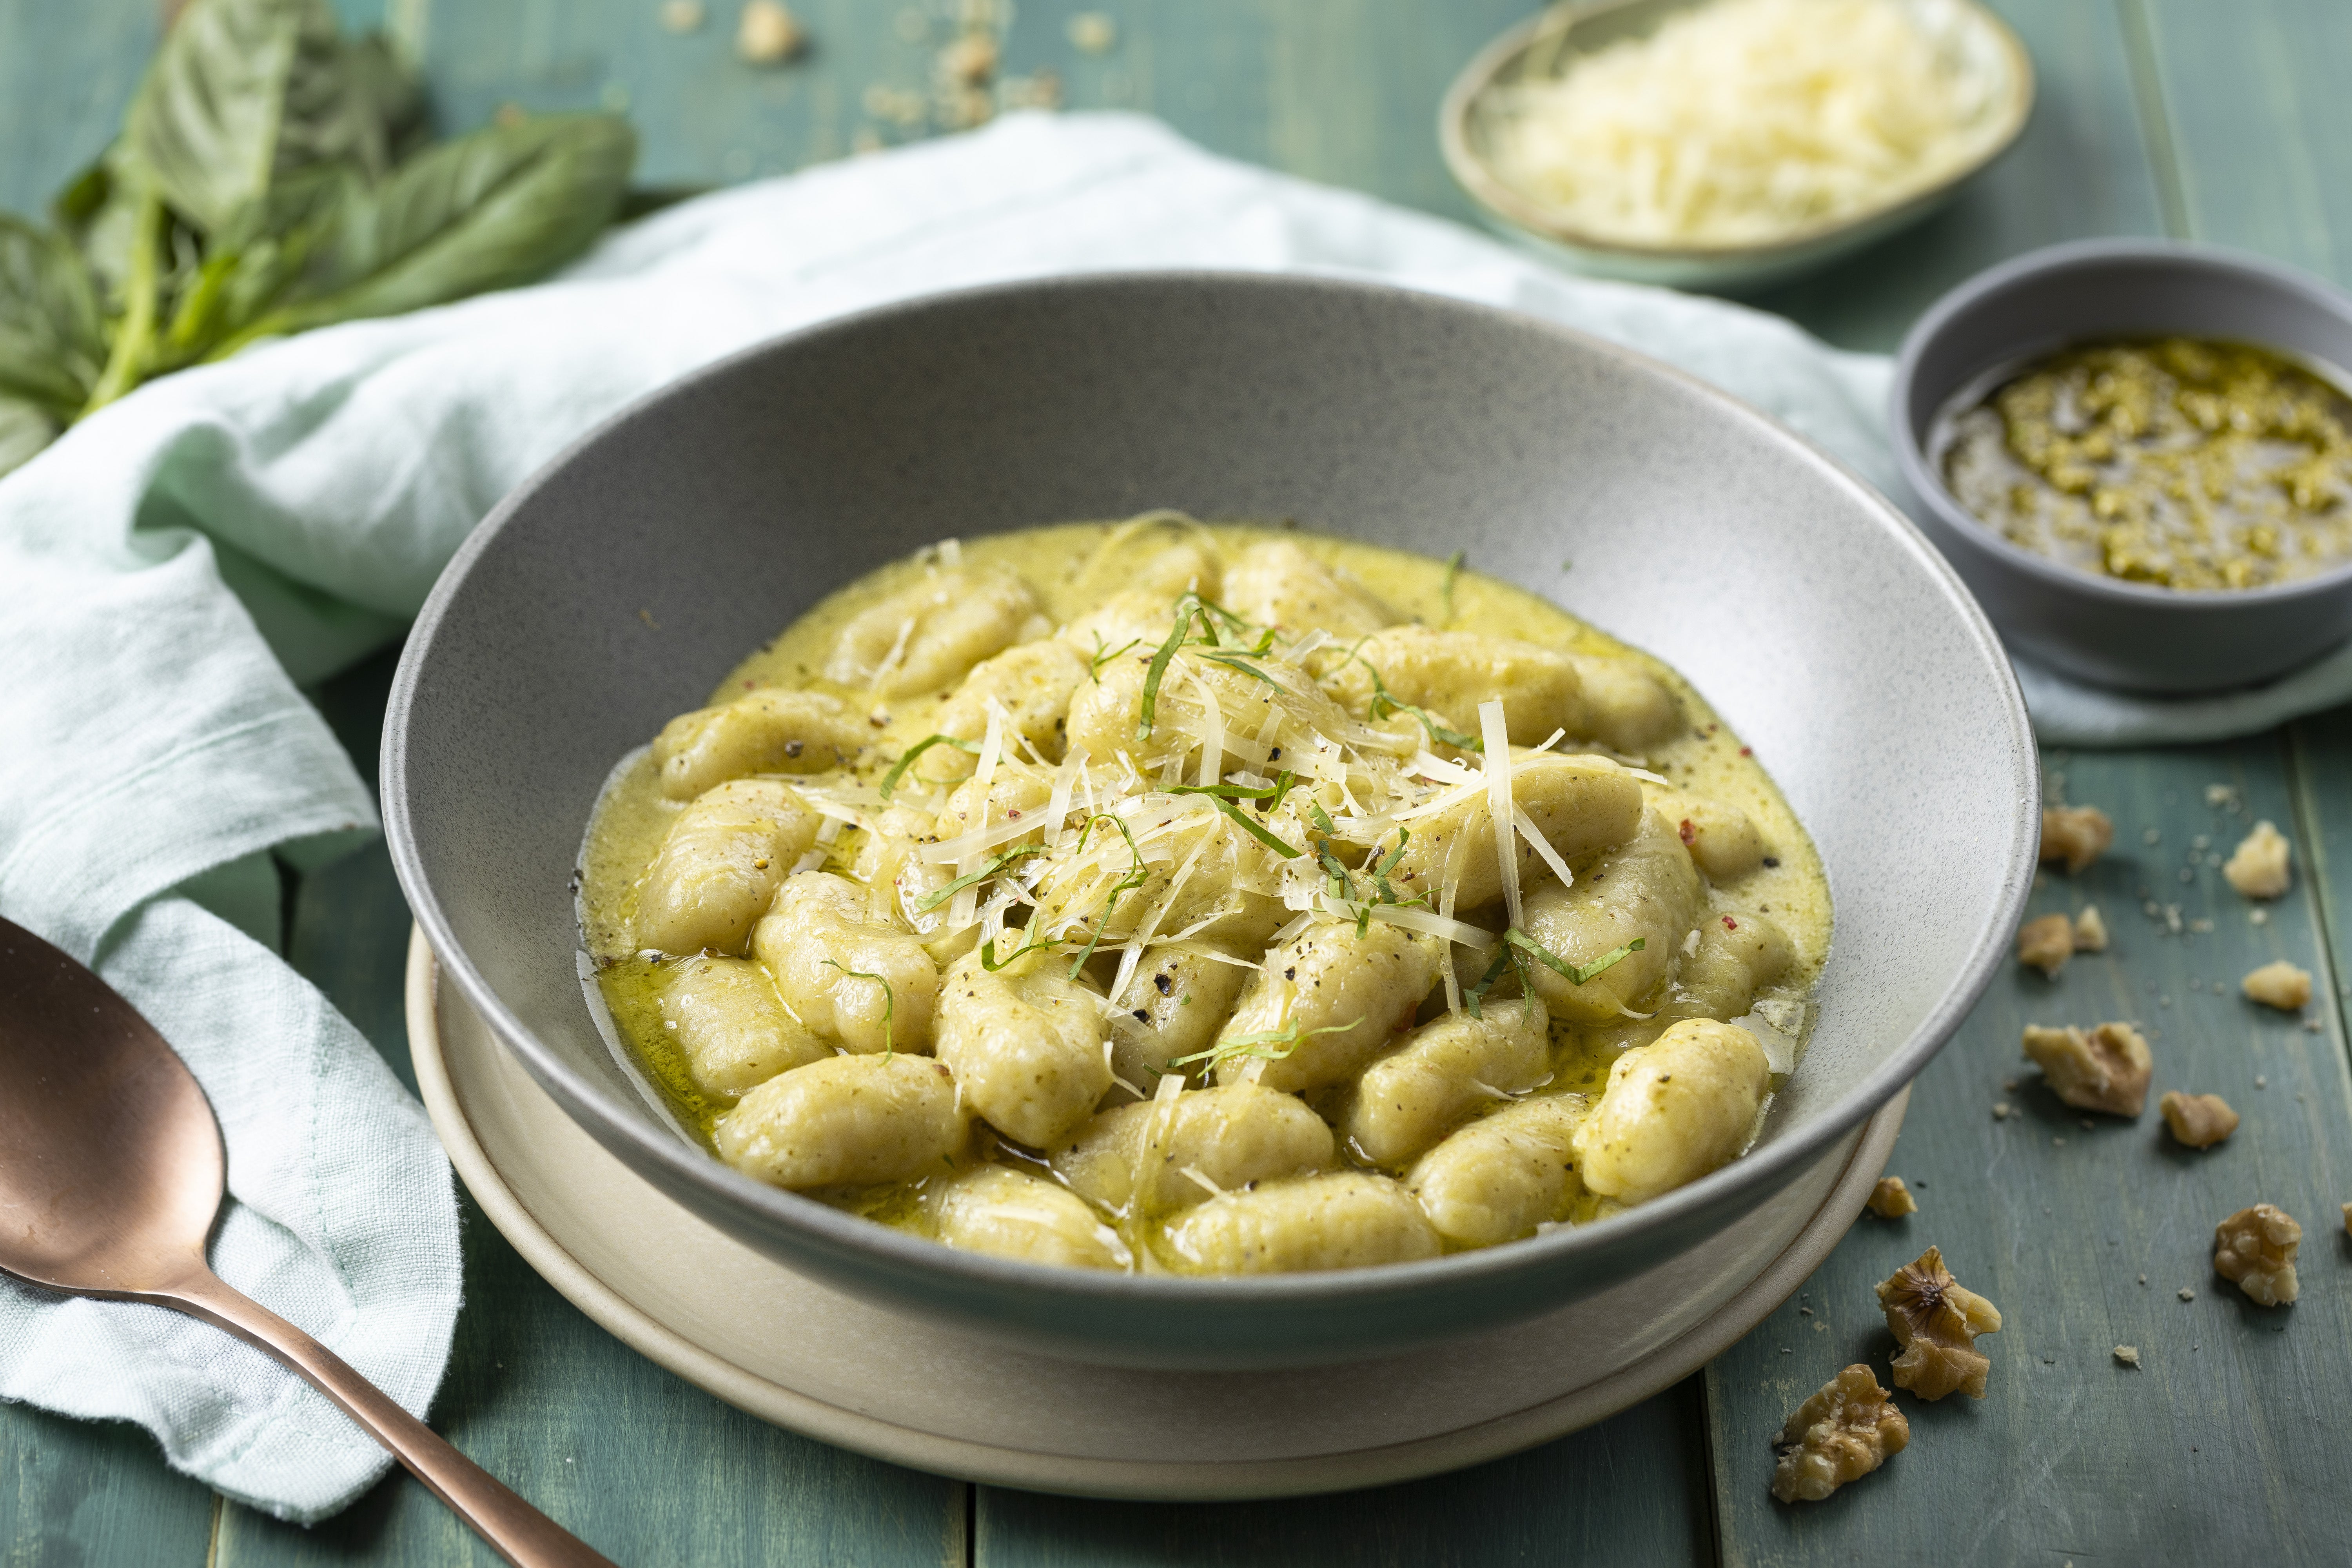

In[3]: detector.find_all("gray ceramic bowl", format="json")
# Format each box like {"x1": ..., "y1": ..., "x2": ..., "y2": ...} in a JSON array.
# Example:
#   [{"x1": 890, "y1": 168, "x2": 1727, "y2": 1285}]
[
  {"x1": 383, "y1": 274, "x2": 2036, "y2": 1370},
  {"x1": 1891, "y1": 238, "x2": 2352, "y2": 692}
]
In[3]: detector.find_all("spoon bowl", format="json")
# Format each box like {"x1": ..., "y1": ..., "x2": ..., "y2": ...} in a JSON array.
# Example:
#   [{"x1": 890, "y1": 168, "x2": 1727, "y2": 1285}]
[
  {"x1": 0, "y1": 915, "x2": 613, "y2": 1568},
  {"x1": 0, "y1": 918, "x2": 227, "y2": 1298}
]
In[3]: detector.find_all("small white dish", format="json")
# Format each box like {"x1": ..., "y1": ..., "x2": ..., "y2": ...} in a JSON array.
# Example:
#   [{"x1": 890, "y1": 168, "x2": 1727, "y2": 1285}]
[
  {"x1": 1440, "y1": 0, "x2": 2035, "y2": 293},
  {"x1": 409, "y1": 928, "x2": 1909, "y2": 1498}
]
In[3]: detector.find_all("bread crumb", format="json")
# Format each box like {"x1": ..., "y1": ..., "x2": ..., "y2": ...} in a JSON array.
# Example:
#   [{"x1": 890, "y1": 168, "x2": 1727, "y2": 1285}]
[
  {"x1": 2178, "y1": 1286, "x2": 2195, "y2": 1301},
  {"x1": 1877, "y1": 1246, "x2": 2002, "y2": 1400},
  {"x1": 1769, "y1": 1365, "x2": 1908, "y2": 1503},
  {"x1": 2072, "y1": 905, "x2": 2108, "y2": 952},
  {"x1": 661, "y1": 0, "x2": 706, "y2": 31},
  {"x1": 2041, "y1": 804, "x2": 2113, "y2": 874},
  {"x1": 2223, "y1": 820, "x2": 2292, "y2": 898},
  {"x1": 2159, "y1": 1091, "x2": 2239, "y2": 1149},
  {"x1": 2113, "y1": 1345, "x2": 2141, "y2": 1368},
  {"x1": 2213, "y1": 1203, "x2": 2301, "y2": 1307},
  {"x1": 1867, "y1": 1176, "x2": 1918, "y2": 1218},
  {"x1": 1992, "y1": 1101, "x2": 2013, "y2": 1119},
  {"x1": 737, "y1": 0, "x2": 805, "y2": 62},
  {"x1": 1066, "y1": 11, "x2": 1118, "y2": 53},
  {"x1": 2242, "y1": 960, "x2": 2312, "y2": 1011},
  {"x1": 2018, "y1": 913, "x2": 2075, "y2": 976},
  {"x1": 2022, "y1": 1021, "x2": 2152, "y2": 1117}
]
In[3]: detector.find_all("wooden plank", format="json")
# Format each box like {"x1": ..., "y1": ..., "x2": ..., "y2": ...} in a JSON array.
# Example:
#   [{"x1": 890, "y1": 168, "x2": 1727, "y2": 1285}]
[
  {"x1": 1753, "y1": 0, "x2": 2171, "y2": 349},
  {"x1": 2137, "y1": 0, "x2": 2352, "y2": 282},
  {"x1": 212, "y1": 1192, "x2": 969, "y2": 1567},
  {"x1": 0, "y1": 0, "x2": 154, "y2": 217},
  {"x1": 975, "y1": 1376, "x2": 1710, "y2": 1568},
  {"x1": 1705, "y1": 740, "x2": 2352, "y2": 1563},
  {"x1": 0, "y1": 1405, "x2": 217, "y2": 1567}
]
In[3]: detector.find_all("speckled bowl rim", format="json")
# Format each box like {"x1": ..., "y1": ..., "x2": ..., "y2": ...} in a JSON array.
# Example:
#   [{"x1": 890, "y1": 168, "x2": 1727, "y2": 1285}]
[
  {"x1": 1437, "y1": 0, "x2": 2034, "y2": 266},
  {"x1": 384, "y1": 270, "x2": 2035, "y2": 1320},
  {"x1": 1889, "y1": 236, "x2": 2352, "y2": 612}
]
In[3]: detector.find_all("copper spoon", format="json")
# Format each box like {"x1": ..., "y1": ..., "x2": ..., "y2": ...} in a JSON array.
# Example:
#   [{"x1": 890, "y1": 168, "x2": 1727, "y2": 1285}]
[{"x1": 0, "y1": 915, "x2": 615, "y2": 1568}]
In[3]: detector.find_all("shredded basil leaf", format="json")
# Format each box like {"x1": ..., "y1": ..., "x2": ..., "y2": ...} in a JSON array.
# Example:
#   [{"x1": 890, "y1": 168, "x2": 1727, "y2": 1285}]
[
  {"x1": 878, "y1": 733, "x2": 982, "y2": 800},
  {"x1": 1166, "y1": 1014, "x2": 1365, "y2": 1075},
  {"x1": 1463, "y1": 944, "x2": 1515, "y2": 1020},
  {"x1": 1088, "y1": 633, "x2": 1142, "y2": 679},
  {"x1": 1066, "y1": 812, "x2": 1151, "y2": 978},
  {"x1": 1346, "y1": 645, "x2": 1483, "y2": 752},
  {"x1": 1506, "y1": 927, "x2": 1647, "y2": 985},
  {"x1": 1440, "y1": 550, "x2": 1465, "y2": 625},
  {"x1": 913, "y1": 844, "x2": 1046, "y2": 912},
  {"x1": 820, "y1": 958, "x2": 894, "y2": 1055}
]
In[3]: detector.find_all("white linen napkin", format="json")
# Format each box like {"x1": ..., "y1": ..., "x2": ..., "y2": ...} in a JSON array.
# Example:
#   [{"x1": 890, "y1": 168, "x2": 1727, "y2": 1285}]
[{"x1": 1, "y1": 109, "x2": 2330, "y2": 1523}]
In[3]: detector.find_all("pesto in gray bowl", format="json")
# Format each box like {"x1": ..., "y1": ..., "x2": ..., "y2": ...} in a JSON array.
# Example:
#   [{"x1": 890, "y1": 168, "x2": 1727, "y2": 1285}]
[{"x1": 382, "y1": 274, "x2": 2034, "y2": 1369}]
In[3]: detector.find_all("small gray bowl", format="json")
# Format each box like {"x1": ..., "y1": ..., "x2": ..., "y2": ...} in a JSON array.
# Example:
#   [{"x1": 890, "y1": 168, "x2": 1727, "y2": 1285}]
[
  {"x1": 1891, "y1": 238, "x2": 2352, "y2": 693},
  {"x1": 384, "y1": 274, "x2": 2035, "y2": 1370}
]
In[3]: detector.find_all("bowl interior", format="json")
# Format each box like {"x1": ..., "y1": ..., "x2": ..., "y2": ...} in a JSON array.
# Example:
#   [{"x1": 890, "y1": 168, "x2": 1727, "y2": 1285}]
[
  {"x1": 386, "y1": 275, "x2": 2035, "y2": 1365},
  {"x1": 1443, "y1": 0, "x2": 2032, "y2": 269}
]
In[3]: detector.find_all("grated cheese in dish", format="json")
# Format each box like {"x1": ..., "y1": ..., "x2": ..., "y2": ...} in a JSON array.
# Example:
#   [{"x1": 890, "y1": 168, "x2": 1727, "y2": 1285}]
[{"x1": 1483, "y1": 0, "x2": 2003, "y2": 248}]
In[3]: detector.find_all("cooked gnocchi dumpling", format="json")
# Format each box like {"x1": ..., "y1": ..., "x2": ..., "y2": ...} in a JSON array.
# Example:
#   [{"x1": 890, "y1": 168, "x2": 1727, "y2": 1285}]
[{"x1": 580, "y1": 520, "x2": 1829, "y2": 1274}]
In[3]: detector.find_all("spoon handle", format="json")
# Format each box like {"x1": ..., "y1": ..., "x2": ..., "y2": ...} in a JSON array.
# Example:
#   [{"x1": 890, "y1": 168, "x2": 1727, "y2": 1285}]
[{"x1": 159, "y1": 1267, "x2": 616, "y2": 1568}]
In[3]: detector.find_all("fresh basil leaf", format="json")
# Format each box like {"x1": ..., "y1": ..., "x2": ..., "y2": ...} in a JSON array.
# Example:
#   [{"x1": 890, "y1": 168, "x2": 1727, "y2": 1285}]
[
  {"x1": 229, "y1": 114, "x2": 635, "y2": 344},
  {"x1": 49, "y1": 150, "x2": 147, "y2": 303},
  {"x1": 0, "y1": 393, "x2": 56, "y2": 480},
  {"x1": 0, "y1": 216, "x2": 107, "y2": 416},
  {"x1": 123, "y1": 0, "x2": 324, "y2": 236},
  {"x1": 156, "y1": 164, "x2": 355, "y2": 365},
  {"x1": 277, "y1": 31, "x2": 426, "y2": 183}
]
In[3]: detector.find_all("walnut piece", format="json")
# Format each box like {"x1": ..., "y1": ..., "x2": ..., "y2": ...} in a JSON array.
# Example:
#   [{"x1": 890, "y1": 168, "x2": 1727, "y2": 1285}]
[
  {"x1": 2040, "y1": 804, "x2": 2113, "y2": 874},
  {"x1": 2242, "y1": 960, "x2": 2312, "y2": 1011},
  {"x1": 736, "y1": 0, "x2": 805, "y2": 62},
  {"x1": 1769, "y1": 1364, "x2": 1909, "y2": 1503},
  {"x1": 2021, "y1": 1021, "x2": 2152, "y2": 1117},
  {"x1": 2214, "y1": 1203, "x2": 2301, "y2": 1306},
  {"x1": 1867, "y1": 1176, "x2": 1918, "y2": 1218},
  {"x1": 2223, "y1": 820, "x2": 2292, "y2": 898},
  {"x1": 2159, "y1": 1091, "x2": 2239, "y2": 1149},
  {"x1": 1877, "y1": 1245, "x2": 2003, "y2": 1399},
  {"x1": 2073, "y1": 905, "x2": 2108, "y2": 952},
  {"x1": 2017, "y1": 914, "x2": 2075, "y2": 975}
]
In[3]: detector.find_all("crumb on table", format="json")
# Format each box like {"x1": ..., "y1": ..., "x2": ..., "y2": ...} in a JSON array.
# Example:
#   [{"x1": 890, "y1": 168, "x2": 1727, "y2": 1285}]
[
  {"x1": 1867, "y1": 1176, "x2": 1918, "y2": 1218},
  {"x1": 1877, "y1": 1245, "x2": 2003, "y2": 1400},
  {"x1": 2223, "y1": 820, "x2": 2293, "y2": 899},
  {"x1": 2159, "y1": 1091, "x2": 2239, "y2": 1150},
  {"x1": 2018, "y1": 913, "x2": 2075, "y2": 976},
  {"x1": 2022, "y1": 1022, "x2": 2153, "y2": 1117},
  {"x1": 2242, "y1": 960, "x2": 2312, "y2": 1011},
  {"x1": 2214, "y1": 1205, "x2": 2301, "y2": 1306},
  {"x1": 2073, "y1": 905, "x2": 2108, "y2": 952},
  {"x1": 1769, "y1": 1364, "x2": 1909, "y2": 1504},
  {"x1": 2113, "y1": 1345, "x2": 2141, "y2": 1368},
  {"x1": 2041, "y1": 804, "x2": 2113, "y2": 874}
]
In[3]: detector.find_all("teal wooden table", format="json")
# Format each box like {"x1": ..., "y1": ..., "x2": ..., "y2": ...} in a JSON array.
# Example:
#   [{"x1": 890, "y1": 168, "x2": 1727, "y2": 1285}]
[{"x1": 6, "y1": 2, "x2": 2352, "y2": 1563}]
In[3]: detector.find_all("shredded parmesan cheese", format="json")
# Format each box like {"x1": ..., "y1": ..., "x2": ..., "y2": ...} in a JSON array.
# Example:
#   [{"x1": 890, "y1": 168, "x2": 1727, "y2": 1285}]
[
  {"x1": 1481, "y1": 701, "x2": 1523, "y2": 930},
  {"x1": 1483, "y1": 0, "x2": 2005, "y2": 248}
]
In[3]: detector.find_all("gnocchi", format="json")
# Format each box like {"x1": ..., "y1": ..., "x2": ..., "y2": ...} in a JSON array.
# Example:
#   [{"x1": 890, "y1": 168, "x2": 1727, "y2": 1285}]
[{"x1": 582, "y1": 520, "x2": 1828, "y2": 1274}]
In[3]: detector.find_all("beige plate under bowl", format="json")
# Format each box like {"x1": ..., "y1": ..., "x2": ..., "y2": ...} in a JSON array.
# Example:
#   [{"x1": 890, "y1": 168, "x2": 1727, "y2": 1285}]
[{"x1": 408, "y1": 927, "x2": 1906, "y2": 1500}]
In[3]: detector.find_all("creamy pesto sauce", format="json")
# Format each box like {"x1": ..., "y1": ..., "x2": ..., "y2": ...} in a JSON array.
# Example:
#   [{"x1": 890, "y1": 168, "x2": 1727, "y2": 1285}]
[{"x1": 577, "y1": 521, "x2": 1833, "y2": 1243}]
